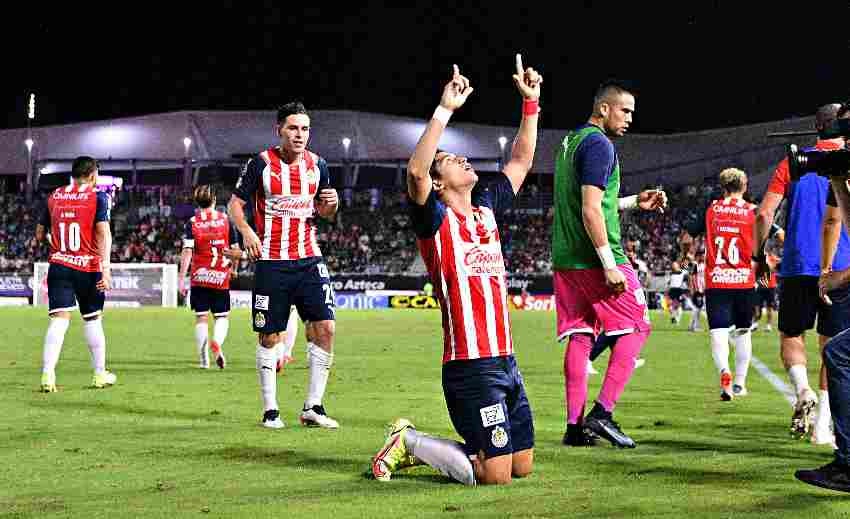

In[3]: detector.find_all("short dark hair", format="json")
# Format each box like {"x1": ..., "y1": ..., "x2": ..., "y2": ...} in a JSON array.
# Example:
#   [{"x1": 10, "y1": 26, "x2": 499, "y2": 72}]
[
  {"x1": 593, "y1": 79, "x2": 636, "y2": 107},
  {"x1": 838, "y1": 101, "x2": 850, "y2": 120},
  {"x1": 71, "y1": 156, "x2": 98, "y2": 178},
  {"x1": 193, "y1": 184, "x2": 216, "y2": 209},
  {"x1": 429, "y1": 149, "x2": 447, "y2": 179},
  {"x1": 276, "y1": 101, "x2": 308, "y2": 124}
]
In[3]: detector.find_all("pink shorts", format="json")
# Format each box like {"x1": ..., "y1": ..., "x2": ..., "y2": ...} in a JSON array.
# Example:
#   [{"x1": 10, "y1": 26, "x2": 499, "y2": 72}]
[{"x1": 554, "y1": 263, "x2": 651, "y2": 342}]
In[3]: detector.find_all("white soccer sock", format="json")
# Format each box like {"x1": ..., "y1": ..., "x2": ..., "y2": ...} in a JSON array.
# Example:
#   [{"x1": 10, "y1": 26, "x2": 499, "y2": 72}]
[
  {"x1": 733, "y1": 330, "x2": 752, "y2": 387},
  {"x1": 213, "y1": 317, "x2": 229, "y2": 349},
  {"x1": 256, "y1": 345, "x2": 278, "y2": 411},
  {"x1": 305, "y1": 342, "x2": 333, "y2": 408},
  {"x1": 689, "y1": 311, "x2": 700, "y2": 330},
  {"x1": 404, "y1": 429, "x2": 475, "y2": 486},
  {"x1": 83, "y1": 317, "x2": 107, "y2": 375},
  {"x1": 788, "y1": 364, "x2": 811, "y2": 395},
  {"x1": 816, "y1": 390, "x2": 832, "y2": 429},
  {"x1": 283, "y1": 310, "x2": 299, "y2": 358},
  {"x1": 195, "y1": 322, "x2": 208, "y2": 360},
  {"x1": 42, "y1": 317, "x2": 70, "y2": 373},
  {"x1": 710, "y1": 328, "x2": 731, "y2": 374}
]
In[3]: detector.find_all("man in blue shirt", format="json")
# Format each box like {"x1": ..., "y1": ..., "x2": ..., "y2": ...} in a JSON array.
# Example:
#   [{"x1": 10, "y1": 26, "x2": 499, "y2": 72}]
[{"x1": 755, "y1": 103, "x2": 850, "y2": 445}]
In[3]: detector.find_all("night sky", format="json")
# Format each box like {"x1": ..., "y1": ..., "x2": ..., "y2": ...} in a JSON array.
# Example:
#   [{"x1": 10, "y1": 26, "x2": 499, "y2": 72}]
[{"x1": 3, "y1": 3, "x2": 848, "y2": 134}]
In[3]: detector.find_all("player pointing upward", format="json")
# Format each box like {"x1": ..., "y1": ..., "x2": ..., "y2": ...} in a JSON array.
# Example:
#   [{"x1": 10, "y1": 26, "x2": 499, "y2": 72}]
[{"x1": 370, "y1": 55, "x2": 540, "y2": 485}]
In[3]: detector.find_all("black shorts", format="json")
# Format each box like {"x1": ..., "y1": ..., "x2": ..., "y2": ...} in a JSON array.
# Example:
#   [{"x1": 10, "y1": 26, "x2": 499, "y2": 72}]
[
  {"x1": 706, "y1": 288, "x2": 755, "y2": 330},
  {"x1": 756, "y1": 287, "x2": 777, "y2": 309},
  {"x1": 47, "y1": 263, "x2": 105, "y2": 318},
  {"x1": 692, "y1": 292, "x2": 705, "y2": 309},
  {"x1": 252, "y1": 259, "x2": 335, "y2": 333},
  {"x1": 668, "y1": 288, "x2": 687, "y2": 302},
  {"x1": 442, "y1": 355, "x2": 535, "y2": 459},
  {"x1": 190, "y1": 286, "x2": 231, "y2": 316},
  {"x1": 779, "y1": 276, "x2": 850, "y2": 338}
]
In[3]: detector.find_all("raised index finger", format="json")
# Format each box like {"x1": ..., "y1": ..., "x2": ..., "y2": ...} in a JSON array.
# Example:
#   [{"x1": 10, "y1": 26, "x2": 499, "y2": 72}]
[
  {"x1": 515, "y1": 54, "x2": 524, "y2": 76},
  {"x1": 453, "y1": 64, "x2": 460, "y2": 79}
]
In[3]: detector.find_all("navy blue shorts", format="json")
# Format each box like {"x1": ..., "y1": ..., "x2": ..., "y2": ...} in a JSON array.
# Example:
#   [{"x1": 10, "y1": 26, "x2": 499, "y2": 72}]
[
  {"x1": 779, "y1": 276, "x2": 850, "y2": 338},
  {"x1": 756, "y1": 287, "x2": 777, "y2": 309},
  {"x1": 47, "y1": 263, "x2": 104, "y2": 318},
  {"x1": 252, "y1": 259, "x2": 335, "y2": 333},
  {"x1": 706, "y1": 288, "x2": 755, "y2": 330},
  {"x1": 442, "y1": 355, "x2": 535, "y2": 459},
  {"x1": 668, "y1": 288, "x2": 687, "y2": 303},
  {"x1": 692, "y1": 291, "x2": 705, "y2": 310},
  {"x1": 190, "y1": 286, "x2": 231, "y2": 316}
]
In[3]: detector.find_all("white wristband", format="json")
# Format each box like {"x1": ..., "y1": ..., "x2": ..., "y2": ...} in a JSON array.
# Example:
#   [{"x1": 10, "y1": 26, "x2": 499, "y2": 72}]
[
  {"x1": 618, "y1": 195, "x2": 638, "y2": 211},
  {"x1": 595, "y1": 245, "x2": 618, "y2": 270},
  {"x1": 432, "y1": 106, "x2": 453, "y2": 127}
]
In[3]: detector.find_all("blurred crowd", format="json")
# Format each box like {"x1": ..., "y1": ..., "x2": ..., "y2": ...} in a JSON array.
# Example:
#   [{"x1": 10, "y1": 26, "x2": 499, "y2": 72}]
[{"x1": 0, "y1": 181, "x2": 733, "y2": 277}]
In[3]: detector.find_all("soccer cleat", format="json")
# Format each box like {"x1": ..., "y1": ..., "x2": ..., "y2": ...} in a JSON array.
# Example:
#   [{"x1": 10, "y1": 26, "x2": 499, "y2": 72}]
[
  {"x1": 562, "y1": 424, "x2": 599, "y2": 447},
  {"x1": 584, "y1": 415, "x2": 636, "y2": 449},
  {"x1": 812, "y1": 410, "x2": 836, "y2": 447},
  {"x1": 795, "y1": 460, "x2": 850, "y2": 493},
  {"x1": 300, "y1": 405, "x2": 339, "y2": 429},
  {"x1": 92, "y1": 371, "x2": 117, "y2": 389},
  {"x1": 586, "y1": 360, "x2": 599, "y2": 375},
  {"x1": 371, "y1": 418, "x2": 415, "y2": 481},
  {"x1": 262, "y1": 409, "x2": 285, "y2": 429},
  {"x1": 40, "y1": 372, "x2": 57, "y2": 393},
  {"x1": 634, "y1": 358, "x2": 646, "y2": 369},
  {"x1": 210, "y1": 341, "x2": 225, "y2": 369},
  {"x1": 720, "y1": 371, "x2": 733, "y2": 401},
  {"x1": 791, "y1": 389, "x2": 818, "y2": 439},
  {"x1": 732, "y1": 384, "x2": 748, "y2": 397},
  {"x1": 811, "y1": 426, "x2": 837, "y2": 448}
]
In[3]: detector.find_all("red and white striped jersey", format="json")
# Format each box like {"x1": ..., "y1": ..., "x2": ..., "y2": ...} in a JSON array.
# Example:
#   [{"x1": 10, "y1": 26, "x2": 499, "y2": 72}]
[
  {"x1": 234, "y1": 147, "x2": 330, "y2": 261},
  {"x1": 689, "y1": 261, "x2": 706, "y2": 293},
  {"x1": 41, "y1": 182, "x2": 110, "y2": 273},
  {"x1": 182, "y1": 208, "x2": 238, "y2": 290},
  {"x1": 412, "y1": 179, "x2": 516, "y2": 364},
  {"x1": 705, "y1": 197, "x2": 756, "y2": 290}
]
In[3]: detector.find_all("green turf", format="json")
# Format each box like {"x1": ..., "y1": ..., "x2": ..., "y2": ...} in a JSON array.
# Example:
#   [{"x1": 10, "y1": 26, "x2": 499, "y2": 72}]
[{"x1": 1, "y1": 307, "x2": 849, "y2": 518}]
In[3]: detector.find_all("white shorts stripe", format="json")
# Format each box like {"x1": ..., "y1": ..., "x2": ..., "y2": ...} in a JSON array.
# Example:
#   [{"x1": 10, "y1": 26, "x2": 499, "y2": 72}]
[{"x1": 49, "y1": 305, "x2": 79, "y2": 315}]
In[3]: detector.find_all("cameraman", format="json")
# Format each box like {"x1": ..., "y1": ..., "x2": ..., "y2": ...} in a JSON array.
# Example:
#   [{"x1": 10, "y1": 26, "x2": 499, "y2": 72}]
[
  {"x1": 754, "y1": 103, "x2": 850, "y2": 444},
  {"x1": 796, "y1": 156, "x2": 850, "y2": 492}
]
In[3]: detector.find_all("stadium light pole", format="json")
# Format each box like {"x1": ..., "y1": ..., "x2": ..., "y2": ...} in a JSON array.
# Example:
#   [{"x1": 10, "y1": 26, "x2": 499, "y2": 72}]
[
  {"x1": 342, "y1": 137, "x2": 351, "y2": 189},
  {"x1": 25, "y1": 93, "x2": 35, "y2": 203},
  {"x1": 25, "y1": 138, "x2": 34, "y2": 203},
  {"x1": 183, "y1": 137, "x2": 192, "y2": 189},
  {"x1": 498, "y1": 135, "x2": 508, "y2": 170}
]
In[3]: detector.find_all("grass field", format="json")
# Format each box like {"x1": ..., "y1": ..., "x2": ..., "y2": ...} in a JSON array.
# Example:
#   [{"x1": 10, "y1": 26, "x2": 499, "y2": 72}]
[{"x1": 2, "y1": 307, "x2": 850, "y2": 518}]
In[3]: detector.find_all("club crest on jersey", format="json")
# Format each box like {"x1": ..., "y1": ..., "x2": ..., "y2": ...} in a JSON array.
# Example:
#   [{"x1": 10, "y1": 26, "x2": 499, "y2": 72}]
[
  {"x1": 480, "y1": 403, "x2": 506, "y2": 428},
  {"x1": 254, "y1": 311, "x2": 266, "y2": 328},
  {"x1": 254, "y1": 294, "x2": 269, "y2": 311},
  {"x1": 491, "y1": 426, "x2": 508, "y2": 448}
]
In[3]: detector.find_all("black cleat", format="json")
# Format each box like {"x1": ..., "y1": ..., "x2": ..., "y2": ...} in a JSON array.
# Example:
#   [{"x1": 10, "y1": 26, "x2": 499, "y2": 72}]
[
  {"x1": 795, "y1": 461, "x2": 850, "y2": 493},
  {"x1": 584, "y1": 416, "x2": 636, "y2": 449},
  {"x1": 562, "y1": 424, "x2": 599, "y2": 447}
]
